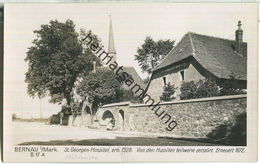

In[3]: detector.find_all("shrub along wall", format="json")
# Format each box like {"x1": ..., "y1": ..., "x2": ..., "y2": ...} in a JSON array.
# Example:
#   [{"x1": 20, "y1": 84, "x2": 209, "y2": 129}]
[{"x1": 99, "y1": 95, "x2": 246, "y2": 138}]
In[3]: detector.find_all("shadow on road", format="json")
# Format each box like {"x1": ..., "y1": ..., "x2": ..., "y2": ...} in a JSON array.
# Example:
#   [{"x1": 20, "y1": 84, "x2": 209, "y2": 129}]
[{"x1": 19, "y1": 137, "x2": 221, "y2": 146}]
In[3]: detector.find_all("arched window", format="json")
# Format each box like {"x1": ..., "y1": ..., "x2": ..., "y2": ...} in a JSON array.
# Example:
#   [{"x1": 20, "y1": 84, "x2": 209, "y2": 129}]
[
  {"x1": 179, "y1": 71, "x2": 184, "y2": 81},
  {"x1": 163, "y1": 76, "x2": 167, "y2": 86}
]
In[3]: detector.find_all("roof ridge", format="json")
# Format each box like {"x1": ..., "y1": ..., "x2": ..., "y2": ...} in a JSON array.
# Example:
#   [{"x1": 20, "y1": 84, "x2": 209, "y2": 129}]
[
  {"x1": 153, "y1": 33, "x2": 190, "y2": 71},
  {"x1": 188, "y1": 33, "x2": 196, "y2": 56},
  {"x1": 188, "y1": 32, "x2": 247, "y2": 43}
]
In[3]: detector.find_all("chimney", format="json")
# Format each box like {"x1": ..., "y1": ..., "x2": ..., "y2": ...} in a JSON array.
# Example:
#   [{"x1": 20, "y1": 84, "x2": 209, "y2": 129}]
[
  {"x1": 93, "y1": 61, "x2": 96, "y2": 73},
  {"x1": 235, "y1": 20, "x2": 243, "y2": 54}
]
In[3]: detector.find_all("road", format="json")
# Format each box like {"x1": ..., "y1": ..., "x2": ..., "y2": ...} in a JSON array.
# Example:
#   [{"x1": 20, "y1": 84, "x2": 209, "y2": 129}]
[{"x1": 11, "y1": 121, "x2": 219, "y2": 146}]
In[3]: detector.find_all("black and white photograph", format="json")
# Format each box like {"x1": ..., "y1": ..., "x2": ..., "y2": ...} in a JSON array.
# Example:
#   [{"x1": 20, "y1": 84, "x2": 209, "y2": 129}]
[{"x1": 3, "y1": 2, "x2": 258, "y2": 162}]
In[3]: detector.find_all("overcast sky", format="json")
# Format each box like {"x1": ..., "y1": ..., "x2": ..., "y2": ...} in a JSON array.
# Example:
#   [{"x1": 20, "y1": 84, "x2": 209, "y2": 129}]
[{"x1": 4, "y1": 3, "x2": 257, "y2": 118}]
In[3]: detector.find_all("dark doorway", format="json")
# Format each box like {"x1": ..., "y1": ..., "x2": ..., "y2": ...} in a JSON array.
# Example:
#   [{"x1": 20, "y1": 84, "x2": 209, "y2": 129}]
[
  {"x1": 102, "y1": 110, "x2": 115, "y2": 130},
  {"x1": 119, "y1": 110, "x2": 125, "y2": 130},
  {"x1": 102, "y1": 110, "x2": 114, "y2": 120},
  {"x1": 85, "y1": 106, "x2": 91, "y2": 114}
]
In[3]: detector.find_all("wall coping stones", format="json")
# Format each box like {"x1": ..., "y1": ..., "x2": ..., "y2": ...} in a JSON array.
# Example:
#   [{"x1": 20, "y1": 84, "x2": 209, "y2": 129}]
[
  {"x1": 99, "y1": 94, "x2": 246, "y2": 108},
  {"x1": 129, "y1": 94, "x2": 247, "y2": 107},
  {"x1": 101, "y1": 101, "x2": 130, "y2": 108}
]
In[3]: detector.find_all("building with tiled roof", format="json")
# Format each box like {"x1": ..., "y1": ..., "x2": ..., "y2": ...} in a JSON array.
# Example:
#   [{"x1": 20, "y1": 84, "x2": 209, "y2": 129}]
[
  {"x1": 96, "y1": 16, "x2": 145, "y2": 93},
  {"x1": 145, "y1": 21, "x2": 247, "y2": 101}
]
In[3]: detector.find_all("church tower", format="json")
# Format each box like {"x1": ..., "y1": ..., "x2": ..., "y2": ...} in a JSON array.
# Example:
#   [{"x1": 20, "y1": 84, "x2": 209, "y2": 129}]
[{"x1": 107, "y1": 15, "x2": 117, "y2": 64}]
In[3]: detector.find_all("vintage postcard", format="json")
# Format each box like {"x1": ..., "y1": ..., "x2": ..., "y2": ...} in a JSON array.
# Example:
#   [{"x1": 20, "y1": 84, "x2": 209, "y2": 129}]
[{"x1": 3, "y1": 2, "x2": 258, "y2": 162}]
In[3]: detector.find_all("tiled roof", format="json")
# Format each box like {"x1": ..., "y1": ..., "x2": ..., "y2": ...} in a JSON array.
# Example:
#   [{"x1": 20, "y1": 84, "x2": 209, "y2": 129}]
[
  {"x1": 154, "y1": 32, "x2": 247, "y2": 80},
  {"x1": 97, "y1": 66, "x2": 145, "y2": 89},
  {"x1": 123, "y1": 66, "x2": 146, "y2": 88}
]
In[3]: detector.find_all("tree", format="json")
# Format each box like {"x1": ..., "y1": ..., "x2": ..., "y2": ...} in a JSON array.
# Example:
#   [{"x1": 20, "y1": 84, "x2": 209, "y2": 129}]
[
  {"x1": 25, "y1": 19, "x2": 100, "y2": 111},
  {"x1": 117, "y1": 89, "x2": 143, "y2": 103},
  {"x1": 135, "y1": 36, "x2": 175, "y2": 74},
  {"x1": 160, "y1": 82, "x2": 176, "y2": 101},
  {"x1": 76, "y1": 68, "x2": 122, "y2": 118}
]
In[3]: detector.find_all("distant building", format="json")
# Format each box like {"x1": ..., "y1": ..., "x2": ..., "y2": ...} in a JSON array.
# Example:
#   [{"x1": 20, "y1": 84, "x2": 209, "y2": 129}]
[
  {"x1": 94, "y1": 16, "x2": 145, "y2": 89},
  {"x1": 145, "y1": 21, "x2": 247, "y2": 101},
  {"x1": 106, "y1": 15, "x2": 117, "y2": 66},
  {"x1": 69, "y1": 16, "x2": 145, "y2": 127}
]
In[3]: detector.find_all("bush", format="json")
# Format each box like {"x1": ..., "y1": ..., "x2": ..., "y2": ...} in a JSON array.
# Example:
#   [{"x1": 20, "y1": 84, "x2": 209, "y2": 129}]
[
  {"x1": 50, "y1": 114, "x2": 60, "y2": 124},
  {"x1": 12, "y1": 113, "x2": 17, "y2": 121},
  {"x1": 180, "y1": 79, "x2": 220, "y2": 100},
  {"x1": 227, "y1": 112, "x2": 246, "y2": 145},
  {"x1": 70, "y1": 101, "x2": 82, "y2": 116},
  {"x1": 194, "y1": 79, "x2": 220, "y2": 98},
  {"x1": 179, "y1": 81, "x2": 197, "y2": 100},
  {"x1": 180, "y1": 79, "x2": 245, "y2": 100},
  {"x1": 160, "y1": 82, "x2": 176, "y2": 101},
  {"x1": 218, "y1": 80, "x2": 246, "y2": 96},
  {"x1": 207, "y1": 112, "x2": 246, "y2": 146},
  {"x1": 61, "y1": 106, "x2": 72, "y2": 115}
]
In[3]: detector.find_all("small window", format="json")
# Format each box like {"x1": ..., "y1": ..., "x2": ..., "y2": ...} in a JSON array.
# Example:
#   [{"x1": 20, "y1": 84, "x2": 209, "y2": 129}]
[
  {"x1": 180, "y1": 71, "x2": 184, "y2": 81},
  {"x1": 163, "y1": 77, "x2": 167, "y2": 86}
]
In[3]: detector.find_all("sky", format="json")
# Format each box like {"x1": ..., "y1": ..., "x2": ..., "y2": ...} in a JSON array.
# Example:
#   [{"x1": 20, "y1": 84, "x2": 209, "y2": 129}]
[{"x1": 4, "y1": 3, "x2": 257, "y2": 118}]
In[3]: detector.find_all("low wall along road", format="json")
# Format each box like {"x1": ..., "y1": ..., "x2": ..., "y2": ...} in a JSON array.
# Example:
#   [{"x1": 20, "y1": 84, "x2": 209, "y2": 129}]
[
  {"x1": 68, "y1": 95, "x2": 246, "y2": 138},
  {"x1": 95, "y1": 94, "x2": 246, "y2": 138}
]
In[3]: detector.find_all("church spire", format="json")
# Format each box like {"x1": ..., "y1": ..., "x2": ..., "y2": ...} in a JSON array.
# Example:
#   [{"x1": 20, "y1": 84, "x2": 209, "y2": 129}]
[{"x1": 108, "y1": 15, "x2": 116, "y2": 62}]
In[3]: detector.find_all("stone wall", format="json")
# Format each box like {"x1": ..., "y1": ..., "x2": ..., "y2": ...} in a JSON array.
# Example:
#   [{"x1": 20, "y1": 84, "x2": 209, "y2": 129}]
[
  {"x1": 95, "y1": 102, "x2": 129, "y2": 130},
  {"x1": 98, "y1": 95, "x2": 246, "y2": 138}
]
